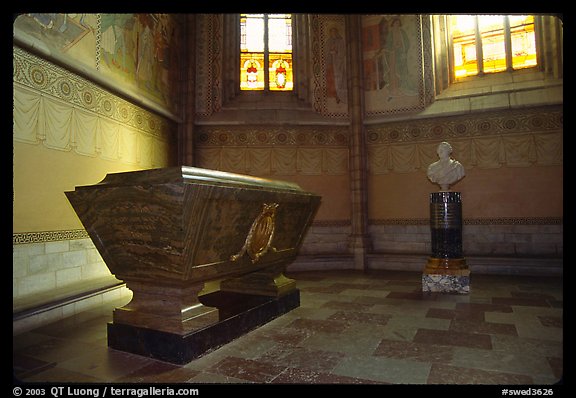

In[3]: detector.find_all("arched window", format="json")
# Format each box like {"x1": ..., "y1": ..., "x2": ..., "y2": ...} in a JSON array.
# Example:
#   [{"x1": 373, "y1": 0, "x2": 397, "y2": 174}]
[
  {"x1": 450, "y1": 15, "x2": 537, "y2": 79},
  {"x1": 240, "y1": 14, "x2": 293, "y2": 91}
]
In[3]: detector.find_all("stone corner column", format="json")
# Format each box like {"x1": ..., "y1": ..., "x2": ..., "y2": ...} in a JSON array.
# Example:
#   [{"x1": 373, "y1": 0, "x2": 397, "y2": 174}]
[
  {"x1": 422, "y1": 191, "x2": 470, "y2": 294},
  {"x1": 346, "y1": 15, "x2": 371, "y2": 270}
]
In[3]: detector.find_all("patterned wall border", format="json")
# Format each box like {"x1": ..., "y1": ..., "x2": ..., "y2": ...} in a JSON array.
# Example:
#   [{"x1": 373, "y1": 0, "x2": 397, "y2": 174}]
[
  {"x1": 366, "y1": 105, "x2": 562, "y2": 145},
  {"x1": 311, "y1": 220, "x2": 352, "y2": 228},
  {"x1": 13, "y1": 46, "x2": 174, "y2": 139},
  {"x1": 195, "y1": 125, "x2": 350, "y2": 147},
  {"x1": 13, "y1": 229, "x2": 89, "y2": 245},
  {"x1": 369, "y1": 217, "x2": 563, "y2": 226},
  {"x1": 194, "y1": 14, "x2": 215, "y2": 117},
  {"x1": 14, "y1": 216, "x2": 562, "y2": 244}
]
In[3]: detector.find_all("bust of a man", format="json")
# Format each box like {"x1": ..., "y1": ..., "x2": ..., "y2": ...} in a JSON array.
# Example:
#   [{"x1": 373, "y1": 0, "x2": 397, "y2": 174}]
[{"x1": 427, "y1": 142, "x2": 465, "y2": 191}]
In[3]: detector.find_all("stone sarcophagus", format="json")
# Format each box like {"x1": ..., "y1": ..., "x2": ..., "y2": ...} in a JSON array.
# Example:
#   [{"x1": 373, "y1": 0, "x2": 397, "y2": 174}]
[{"x1": 66, "y1": 166, "x2": 320, "y2": 363}]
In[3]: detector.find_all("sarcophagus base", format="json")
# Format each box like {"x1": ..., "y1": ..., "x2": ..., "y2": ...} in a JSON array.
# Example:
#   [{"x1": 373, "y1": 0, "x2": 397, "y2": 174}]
[
  {"x1": 107, "y1": 289, "x2": 300, "y2": 364},
  {"x1": 112, "y1": 281, "x2": 220, "y2": 335},
  {"x1": 65, "y1": 166, "x2": 320, "y2": 362}
]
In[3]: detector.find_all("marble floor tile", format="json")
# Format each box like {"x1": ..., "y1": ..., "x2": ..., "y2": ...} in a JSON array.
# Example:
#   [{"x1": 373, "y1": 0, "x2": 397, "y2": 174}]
[
  {"x1": 16, "y1": 337, "x2": 103, "y2": 364},
  {"x1": 13, "y1": 353, "x2": 56, "y2": 379},
  {"x1": 117, "y1": 361, "x2": 200, "y2": 383},
  {"x1": 259, "y1": 345, "x2": 345, "y2": 373},
  {"x1": 299, "y1": 326, "x2": 385, "y2": 356},
  {"x1": 449, "y1": 319, "x2": 518, "y2": 336},
  {"x1": 426, "y1": 307, "x2": 486, "y2": 321},
  {"x1": 413, "y1": 328, "x2": 493, "y2": 349},
  {"x1": 187, "y1": 371, "x2": 254, "y2": 383},
  {"x1": 331, "y1": 355, "x2": 431, "y2": 384},
  {"x1": 206, "y1": 356, "x2": 287, "y2": 383},
  {"x1": 492, "y1": 297, "x2": 552, "y2": 307},
  {"x1": 427, "y1": 363, "x2": 534, "y2": 384},
  {"x1": 338, "y1": 288, "x2": 392, "y2": 298},
  {"x1": 490, "y1": 334, "x2": 564, "y2": 358},
  {"x1": 327, "y1": 310, "x2": 391, "y2": 326},
  {"x1": 13, "y1": 269, "x2": 562, "y2": 385},
  {"x1": 450, "y1": 346, "x2": 558, "y2": 379},
  {"x1": 271, "y1": 366, "x2": 385, "y2": 384},
  {"x1": 22, "y1": 366, "x2": 106, "y2": 383},
  {"x1": 373, "y1": 338, "x2": 454, "y2": 362},
  {"x1": 284, "y1": 317, "x2": 349, "y2": 334},
  {"x1": 538, "y1": 315, "x2": 562, "y2": 328},
  {"x1": 320, "y1": 300, "x2": 375, "y2": 312},
  {"x1": 57, "y1": 347, "x2": 156, "y2": 382}
]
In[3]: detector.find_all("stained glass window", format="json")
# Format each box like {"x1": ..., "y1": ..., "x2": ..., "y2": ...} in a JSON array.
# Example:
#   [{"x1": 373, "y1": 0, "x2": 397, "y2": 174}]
[
  {"x1": 240, "y1": 14, "x2": 293, "y2": 91},
  {"x1": 451, "y1": 15, "x2": 537, "y2": 79}
]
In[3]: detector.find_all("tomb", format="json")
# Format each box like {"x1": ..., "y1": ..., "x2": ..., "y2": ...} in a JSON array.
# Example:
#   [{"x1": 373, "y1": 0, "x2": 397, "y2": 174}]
[{"x1": 66, "y1": 166, "x2": 321, "y2": 363}]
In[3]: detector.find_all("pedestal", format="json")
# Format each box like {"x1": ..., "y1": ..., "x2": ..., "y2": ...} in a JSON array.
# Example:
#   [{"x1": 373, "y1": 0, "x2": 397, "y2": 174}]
[
  {"x1": 108, "y1": 289, "x2": 300, "y2": 364},
  {"x1": 423, "y1": 191, "x2": 470, "y2": 294}
]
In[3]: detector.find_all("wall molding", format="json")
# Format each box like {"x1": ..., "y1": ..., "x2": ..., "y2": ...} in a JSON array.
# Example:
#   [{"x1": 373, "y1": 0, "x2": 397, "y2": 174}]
[
  {"x1": 366, "y1": 104, "x2": 562, "y2": 145},
  {"x1": 13, "y1": 46, "x2": 174, "y2": 140},
  {"x1": 370, "y1": 217, "x2": 563, "y2": 225},
  {"x1": 14, "y1": 216, "x2": 562, "y2": 245},
  {"x1": 13, "y1": 229, "x2": 89, "y2": 245},
  {"x1": 314, "y1": 217, "x2": 563, "y2": 227}
]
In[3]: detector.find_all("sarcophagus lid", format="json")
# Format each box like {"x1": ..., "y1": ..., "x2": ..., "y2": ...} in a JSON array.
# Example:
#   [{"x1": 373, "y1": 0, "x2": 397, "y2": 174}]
[{"x1": 65, "y1": 166, "x2": 320, "y2": 285}]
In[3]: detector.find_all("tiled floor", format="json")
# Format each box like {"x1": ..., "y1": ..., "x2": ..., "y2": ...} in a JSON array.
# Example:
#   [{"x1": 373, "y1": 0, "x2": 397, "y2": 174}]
[{"x1": 13, "y1": 270, "x2": 563, "y2": 385}]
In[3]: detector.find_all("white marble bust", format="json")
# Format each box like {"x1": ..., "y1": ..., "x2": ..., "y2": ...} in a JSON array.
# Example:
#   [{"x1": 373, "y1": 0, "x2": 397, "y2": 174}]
[{"x1": 427, "y1": 142, "x2": 465, "y2": 191}]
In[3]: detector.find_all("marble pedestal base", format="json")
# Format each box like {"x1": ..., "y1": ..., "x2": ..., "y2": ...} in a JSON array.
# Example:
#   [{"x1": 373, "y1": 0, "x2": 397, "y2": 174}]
[
  {"x1": 422, "y1": 258, "x2": 470, "y2": 294},
  {"x1": 422, "y1": 257, "x2": 470, "y2": 294},
  {"x1": 422, "y1": 272, "x2": 470, "y2": 294},
  {"x1": 107, "y1": 289, "x2": 300, "y2": 364}
]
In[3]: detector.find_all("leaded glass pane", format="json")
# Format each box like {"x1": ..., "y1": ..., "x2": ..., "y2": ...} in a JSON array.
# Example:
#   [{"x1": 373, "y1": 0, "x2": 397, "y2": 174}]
[
  {"x1": 269, "y1": 54, "x2": 293, "y2": 91},
  {"x1": 240, "y1": 53, "x2": 265, "y2": 90},
  {"x1": 509, "y1": 15, "x2": 537, "y2": 70},
  {"x1": 451, "y1": 15, "x2": 478, "y2": 78},
  {"x1": 241, "y1": 14, "x2": 264, "y2": 53},
  {"x1": 268, "y1": 15, "x2": 292, "y2": 53},
  {"x1": 478, "y1": 15, "x2": 506, "y2": 74}
]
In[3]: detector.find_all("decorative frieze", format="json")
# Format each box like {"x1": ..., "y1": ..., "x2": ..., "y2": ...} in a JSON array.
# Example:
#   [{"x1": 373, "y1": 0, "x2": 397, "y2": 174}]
[
  {"x1": 366, "y1": 105, "x2": 562, "y2": 145},
  {"x1": 13, "y1": 46, "x2": 173, "y2": 139},
  {"x1": 13, "y1": 229, "x2": 89, "y2": 245},
  {"x1": 369, "y1": 217, "x2": 563, "y2": 225}
]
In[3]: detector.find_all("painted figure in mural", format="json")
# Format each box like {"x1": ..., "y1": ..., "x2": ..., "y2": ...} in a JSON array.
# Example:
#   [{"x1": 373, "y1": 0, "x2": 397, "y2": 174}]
[
  {"x1": 379, "y1": 17, "x2": 416, "y2": 100},
  {"x1": 100, "y1": 14, "x2": 136, "y2": 74},
  {"x1": 427, "y1": 142, "x2": 466, "y2": 191},
  {"x1": 325, "y1": 27, "x2": 347, "y2": 104}
]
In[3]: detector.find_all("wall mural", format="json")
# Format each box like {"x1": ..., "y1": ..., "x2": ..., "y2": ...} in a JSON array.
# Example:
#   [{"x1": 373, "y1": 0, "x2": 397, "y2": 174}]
[
  {"x1": 14, "y1": 13, "x2": 184, "y2": 117},
  {"x1": 316, "y1": 15, "x2": 348, "y2": 117},
  {"x1": 362, "y1": 15, "x2": 424, "y2": 115}
]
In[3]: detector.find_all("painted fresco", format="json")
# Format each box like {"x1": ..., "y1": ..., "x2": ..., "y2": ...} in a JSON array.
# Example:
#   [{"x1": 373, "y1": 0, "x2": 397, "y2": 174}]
[
  {"x1": 362, "y1": 15, "x2": 423, "y2": 115},
  {"x1": 14, "y1": 14, "x2": 97, "y2": 62},
  {"x1": 14, "y1": 14, "x2": 183, "y2": 116},
  {"x1": 316, "y1": 15, "x2": 348, "y2": 117}
]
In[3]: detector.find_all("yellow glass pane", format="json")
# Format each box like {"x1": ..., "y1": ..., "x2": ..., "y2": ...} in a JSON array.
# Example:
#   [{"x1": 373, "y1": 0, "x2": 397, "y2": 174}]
[
  {"x1": 241, "y1": 15, "x2": 264, "y2": 53},
  {"x1": 451, "y1": 15, "x2": 478, "y2": 78},
  {"x1": 269, "y1": 54, "x2": 293, "y2": 91},
  {"x1": 451, "y1": 15, "x2": 476, "y2": 37},
  {"x1": 510, "y1": 15, "x2": 537, "y2": 70},
  {"x1": 240, "y1": 53, "x2": 265, "y2": 90},
  {"x1": 268, "y1": 16, "x2": 292, "y2": 53},
  {"x1": 478, "y1": 15, "x2": 506, "y2": 74}
]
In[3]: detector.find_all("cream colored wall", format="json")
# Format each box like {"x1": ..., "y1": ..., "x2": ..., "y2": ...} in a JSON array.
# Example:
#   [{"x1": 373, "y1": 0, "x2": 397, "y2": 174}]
[
  {"x1": 13, "y1": 45, "x2": 176, "y2": 303},
  {"x1": 369, "y1": 165, "x2": 563, "y2": 220},
  {"x1": 366, "y1": 104, "x2": 563, "y2": 222},
  {"x1": 13, "y1": 46, "x2": 176, "y2": 233},
  {"x1": 13, "y1": 143, "x2": 153, "y2": 232}
]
